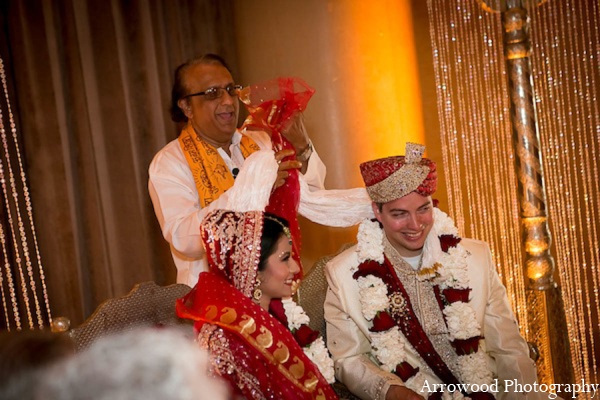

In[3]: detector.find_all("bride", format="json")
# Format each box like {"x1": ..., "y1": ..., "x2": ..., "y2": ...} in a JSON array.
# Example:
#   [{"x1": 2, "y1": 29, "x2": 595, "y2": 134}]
[{"x1": 177, "y1": 209, "x2": 338, "y2": 399}]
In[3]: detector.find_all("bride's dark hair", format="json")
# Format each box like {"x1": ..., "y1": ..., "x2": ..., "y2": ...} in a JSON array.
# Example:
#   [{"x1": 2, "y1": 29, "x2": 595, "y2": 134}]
[{"x1": 258, "y1": 213, "x2": 290, "y2": 272}]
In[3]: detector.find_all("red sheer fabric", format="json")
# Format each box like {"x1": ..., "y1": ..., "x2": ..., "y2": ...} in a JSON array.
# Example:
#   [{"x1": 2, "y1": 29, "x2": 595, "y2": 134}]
[{"x1": 240, "y1": 77, "x2": 316, "y2": 275}]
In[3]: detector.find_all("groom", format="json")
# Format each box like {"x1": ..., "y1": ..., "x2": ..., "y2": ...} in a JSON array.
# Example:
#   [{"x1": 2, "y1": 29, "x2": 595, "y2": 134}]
[{"x1": 324, "y1": 143, "x2": 544, "y2": 400}]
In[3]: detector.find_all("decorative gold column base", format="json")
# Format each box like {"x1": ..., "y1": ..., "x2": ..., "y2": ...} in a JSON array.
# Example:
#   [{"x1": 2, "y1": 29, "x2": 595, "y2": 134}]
[
  {"x1": 526, "y1": 289, "x2": 553, "y2": 384},
  {"x1": 526, "y1": 286, "x2": 574, "y2": 386},
  {"x1": 545, "y1": 285, "x2": 575, "y2": 385}
]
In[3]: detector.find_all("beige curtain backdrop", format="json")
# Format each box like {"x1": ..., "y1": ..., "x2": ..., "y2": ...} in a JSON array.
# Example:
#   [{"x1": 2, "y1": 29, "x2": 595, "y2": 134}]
[{"x1": 1, "y1": 0, "x2": 238, "y2": 326}]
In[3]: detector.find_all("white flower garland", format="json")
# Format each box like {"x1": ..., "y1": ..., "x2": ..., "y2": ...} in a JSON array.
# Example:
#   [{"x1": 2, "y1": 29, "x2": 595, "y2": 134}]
[
  {"x1": 356, "y1": 275, "x2": 389, "y2": 320},
  {"x1": 282, "y1": 298, "x2": 311, "y2": 330},
  {"x1": 370, "y1": 327, "x2": 406, "y2": 372},
  {"x1": 354, "y1": 250, "x2": 430, "y2": 393},
  {"x1": 357, "y1": 219, "x2": 384, "y2": 263},
  {"x1": 282, "y1": 298, "x2": 335, "y2": 383},
  {"x1": 443, "y1": 302, "x2": 480, "y2": 341},
  {"x1": 355, "y1": 209, "x2": 495, "y2": 397}
]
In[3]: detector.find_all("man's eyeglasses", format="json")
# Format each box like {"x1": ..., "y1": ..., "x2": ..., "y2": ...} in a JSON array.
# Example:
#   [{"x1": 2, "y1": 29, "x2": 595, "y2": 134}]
[{"x1": 184, "y1": 85, "x2": 242, "y2": 101}]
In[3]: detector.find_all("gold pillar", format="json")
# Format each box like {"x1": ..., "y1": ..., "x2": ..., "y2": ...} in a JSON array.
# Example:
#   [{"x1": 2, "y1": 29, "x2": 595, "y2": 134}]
[{"x1": 499, "y1": 0, "x2": 573, "y2": 385}]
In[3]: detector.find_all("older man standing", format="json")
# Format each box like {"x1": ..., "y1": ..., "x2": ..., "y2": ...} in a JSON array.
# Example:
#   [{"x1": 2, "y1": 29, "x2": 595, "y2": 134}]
[
  {"x1": 149, "y1": 54, "x2": 326, "y2": 286},
  {"x1": 324, "y1": 143, "x2": 545, "y2": 400}
]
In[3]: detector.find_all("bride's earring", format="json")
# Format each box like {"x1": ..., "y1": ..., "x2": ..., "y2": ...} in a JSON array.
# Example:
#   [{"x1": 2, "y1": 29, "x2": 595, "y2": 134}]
[{"x1": 253, "y1": 277, "x2": 262, "y2": 301}]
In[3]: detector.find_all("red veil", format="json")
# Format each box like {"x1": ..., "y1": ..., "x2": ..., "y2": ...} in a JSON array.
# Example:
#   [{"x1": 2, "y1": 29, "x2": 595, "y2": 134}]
[{"x1": 239, "y1": 77, "x2": 315, "y2": 275}]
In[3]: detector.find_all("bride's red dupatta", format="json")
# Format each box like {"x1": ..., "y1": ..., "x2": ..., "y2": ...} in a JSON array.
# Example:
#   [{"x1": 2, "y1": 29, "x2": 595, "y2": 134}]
[{"x1": 177, "y1": 272, "x2": 337, "y2": 400}]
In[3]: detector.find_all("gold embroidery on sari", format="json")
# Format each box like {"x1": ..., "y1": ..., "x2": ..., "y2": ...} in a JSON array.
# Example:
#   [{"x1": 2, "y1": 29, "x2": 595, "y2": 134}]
[
  {"x1": 238, "y1": 315, "x2": 256, "y2": 335},
  {"x1": 199, "y1": 325, "x2": 265, "y2": 400},
  {"x1": 256, "y1": 326, "x2": 273, "y2": 348},
  {"x1": 273, "y1": 341, "x2": 290, "y2": 364},
  {"x1": 289, "y1": 356, "x2": 305, "y2": 379},
  {"x1": 303, "y1": 371, "x2": 319, "y2": 391},
  {"x1": 205, "y1": 305, "x2": 217, "y2": 320},
  {"x1": 220, "y1": 307, "x2": 237, "y2": 324}
]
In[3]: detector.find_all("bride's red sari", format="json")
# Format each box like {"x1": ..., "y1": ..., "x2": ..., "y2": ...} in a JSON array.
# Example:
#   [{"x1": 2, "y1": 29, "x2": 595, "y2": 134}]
[
  {"x1": 177, "y1": 274, "x2": 336, "y2": 400},
  {"x1": 176, "y1": 210, "x2": 337, "y2": 400}
]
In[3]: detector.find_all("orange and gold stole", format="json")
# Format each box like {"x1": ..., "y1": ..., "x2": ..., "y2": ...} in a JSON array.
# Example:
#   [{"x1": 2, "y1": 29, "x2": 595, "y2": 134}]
[{"x1": 178, "y1": 122, "x2": 261, "y2": 207}]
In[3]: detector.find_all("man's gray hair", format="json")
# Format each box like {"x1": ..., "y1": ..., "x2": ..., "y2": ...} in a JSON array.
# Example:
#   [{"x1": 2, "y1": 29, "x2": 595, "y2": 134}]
[{"x1": 38, "y1": 327, "x2": 228, "y2": 400}]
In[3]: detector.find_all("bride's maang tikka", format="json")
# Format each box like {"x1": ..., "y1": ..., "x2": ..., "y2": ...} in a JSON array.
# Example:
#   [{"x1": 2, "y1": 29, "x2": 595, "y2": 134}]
[{"x1": 264, "y1": 215, "x2": 291, "y2": 240}]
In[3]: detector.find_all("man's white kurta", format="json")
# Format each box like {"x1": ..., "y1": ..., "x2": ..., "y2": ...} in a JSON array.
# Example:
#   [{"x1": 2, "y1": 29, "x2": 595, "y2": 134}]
[{"x1": 148, "y1": 130, "x2": 326, "y2": 286}]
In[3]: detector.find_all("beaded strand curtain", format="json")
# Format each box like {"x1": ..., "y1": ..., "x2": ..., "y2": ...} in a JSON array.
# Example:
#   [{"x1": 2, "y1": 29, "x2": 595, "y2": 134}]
[
  {"x1": 426, "y1": 0, "x2": 599, "y2": 388},
  {"x1": 529, "y1": 0, "x2": 599, "y2": 386},
  {"x1": 426, "y1": 0, "x2": 529, "y2": 328},
  {"x1": 0, "y1": 57, "x2": 52, "y2": 331}
]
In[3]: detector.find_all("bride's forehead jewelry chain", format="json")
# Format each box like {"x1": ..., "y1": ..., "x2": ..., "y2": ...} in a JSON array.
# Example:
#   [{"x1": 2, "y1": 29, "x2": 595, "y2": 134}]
[{"x1": 264, "y1": 215, "x2": 291, "y2": 240}]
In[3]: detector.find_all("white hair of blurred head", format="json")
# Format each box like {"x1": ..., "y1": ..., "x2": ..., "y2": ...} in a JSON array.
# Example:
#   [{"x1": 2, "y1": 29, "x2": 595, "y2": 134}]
[{"x1": 38, "y1": 327, "x2": 229, "y2": 400}]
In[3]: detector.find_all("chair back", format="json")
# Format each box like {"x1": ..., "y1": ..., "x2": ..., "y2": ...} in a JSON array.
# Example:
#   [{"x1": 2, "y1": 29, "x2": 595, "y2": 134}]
[
  {"x1": 296, "y1": 243, "x2": 355, "y2": 341},
  {"x1": 69, "y1": 281, "x2": 192, "y2": 351},
  {"x1": 297, "y1": 244, "x2": 360, "y2": 400},
  {"x1": 296, "y1": 255, "x2": 332, "y2": 340}
]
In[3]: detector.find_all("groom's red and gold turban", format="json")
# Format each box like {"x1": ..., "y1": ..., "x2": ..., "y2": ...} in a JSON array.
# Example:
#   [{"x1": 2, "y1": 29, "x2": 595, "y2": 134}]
[{"x1": 360, "y1": 142, "x2": 437, "y2": 203}]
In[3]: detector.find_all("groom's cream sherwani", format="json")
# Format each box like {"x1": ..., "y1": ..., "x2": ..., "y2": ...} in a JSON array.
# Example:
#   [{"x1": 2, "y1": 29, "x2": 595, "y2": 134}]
[{"x1": 324, "y1": 238, "x2": 543, "y2": 400}]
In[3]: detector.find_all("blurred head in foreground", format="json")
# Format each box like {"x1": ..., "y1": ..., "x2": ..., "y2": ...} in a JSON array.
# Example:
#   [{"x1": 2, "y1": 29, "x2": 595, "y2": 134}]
[{"x1": 38, "y1": 327, "x2": 229, "y2": 400}]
